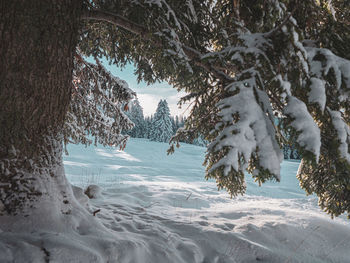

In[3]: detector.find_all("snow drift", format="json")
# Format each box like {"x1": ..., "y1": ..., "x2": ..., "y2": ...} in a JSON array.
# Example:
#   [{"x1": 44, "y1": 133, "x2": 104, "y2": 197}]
[{"x1": 0, "y1": 138, "x2": 349, "y2": 262}]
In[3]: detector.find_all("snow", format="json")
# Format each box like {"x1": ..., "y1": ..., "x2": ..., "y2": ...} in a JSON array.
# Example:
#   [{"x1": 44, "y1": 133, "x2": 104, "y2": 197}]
[
  {"x1": 276, "y1": 74, "x2": 291, "y2": 98},
  {"x1": 1, "y1": 138, "x2": 350, "y2": 262},
  {"x1": 308, "y1": 77, "x2": 326, "y2": 112},
  {"x1": 328, "y1": 109, "x2": 350, "y2": 162},
  {"x1": 209, "y1": 79, "x2": 283, "y2": 179},
  {"x1": 84, "y1": 184, "x2": 103, "y2": 199},
  {"x1": 306, "y1": 47, "x2": 350, "y2": 97},
  {"x1": 68, "y1": 139, "x2": 349, "y2": 262},
  {"x1": 202, "y1": 33, "x2": 273, "y2": 65},
  {"x1": 292, "y1": 29, "x2": 309, "y2": 74},
  {"x1": 284, "y1": 96, "x2": 321, "y2": 161},
  {"x1": 149, "y1": 99, "x2": 174, "y2": 143},
  {"x1": 186, "y1": 0, "x2": 197, "y2": 23}
]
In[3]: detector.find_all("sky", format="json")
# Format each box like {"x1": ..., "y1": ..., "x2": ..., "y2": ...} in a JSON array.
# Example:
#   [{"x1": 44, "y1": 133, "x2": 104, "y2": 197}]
[{"x1": 101, "y1": 60, "x2": 189, "y2": 117}]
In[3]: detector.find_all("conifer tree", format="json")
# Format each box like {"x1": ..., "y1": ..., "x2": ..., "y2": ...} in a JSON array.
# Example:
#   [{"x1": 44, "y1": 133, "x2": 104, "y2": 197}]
[
  {"x1": 1, "y1": 0, "x2": 349, "y2": 222},
  {"x1": 170, "y1": 116, "x2": 176, "y2": 134},
  {"x1": 175, "y1": 115, "x2": 181, "y2": 132},
  {"x1": 144, "y1": 116, "x2": 152, "y2": 139},
  {"x1": 126, "y1": 98, "x2": 146, "y2": 138},
  {"x1": 166, "y1": 0, "x2": 350, "y2": 217},
  {"x1": 192, "y1": 135, "x2": 208, "y2": 147},
  {"x1": 150, "y1": 100, "x2": 174, "y2": 142}
]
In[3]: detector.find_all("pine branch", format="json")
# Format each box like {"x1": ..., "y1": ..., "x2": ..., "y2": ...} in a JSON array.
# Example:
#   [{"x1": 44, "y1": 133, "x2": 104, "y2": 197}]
[
  {"x1": 81, "y1": 8, "x2": 234, "y2": 84},
  {"x1": 81, "y1": 9, "x2": 146, "y2": 36},
  {"x1": 76, "y1": 53, "x2": 125, "y2": 112},
  {"x1": 266, "y1": 4, "x2": 298, "y2": 38}
]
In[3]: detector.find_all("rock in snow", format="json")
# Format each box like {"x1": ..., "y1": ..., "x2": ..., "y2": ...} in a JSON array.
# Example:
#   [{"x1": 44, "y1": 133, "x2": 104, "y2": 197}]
[{"x1": 84, "y1": 184, "x2": 103, "y2": 199}]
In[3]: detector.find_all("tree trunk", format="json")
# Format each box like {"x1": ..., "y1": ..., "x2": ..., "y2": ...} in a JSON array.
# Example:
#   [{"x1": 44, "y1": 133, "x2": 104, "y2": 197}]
[{"x1": 0, "y1": 1, "x2": 83, "y2": 215}]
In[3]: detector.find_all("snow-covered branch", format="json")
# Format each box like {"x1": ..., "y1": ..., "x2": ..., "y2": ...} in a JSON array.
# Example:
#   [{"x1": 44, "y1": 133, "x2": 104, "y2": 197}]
[
  {"x1": 81, "y1": 8, "x2": 234, "y2": 83},
  {"x1": 64, "y1": 53, "x2": 135, "y2": 149}
]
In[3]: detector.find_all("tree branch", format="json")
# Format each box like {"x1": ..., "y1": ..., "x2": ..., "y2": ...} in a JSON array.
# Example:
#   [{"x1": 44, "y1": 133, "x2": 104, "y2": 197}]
[
  {"x1": 265, "y1": 4, "x2": 298, "y2": 38},
  {"x1": 82, "y1": 9, "x2": 146, "y2": 36},
  {"x1": 81, "y1": 9, "x2": 234, "y2": 83}
]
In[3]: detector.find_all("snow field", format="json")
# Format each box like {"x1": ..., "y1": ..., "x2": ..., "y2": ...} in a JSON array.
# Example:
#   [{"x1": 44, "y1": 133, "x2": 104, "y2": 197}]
[
  {"x1": 0, "y1": 138, "x2": 348, "y2": 262},
  {"x1": 63, "y1": 138, "x2": 350, "y2": 263}
]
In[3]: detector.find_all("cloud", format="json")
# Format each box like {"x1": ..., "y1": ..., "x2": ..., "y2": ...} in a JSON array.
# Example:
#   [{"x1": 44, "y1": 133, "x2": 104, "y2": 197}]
[
  {"x1": 135, "y1": 93, "x2": 159, "y2": 116},
  {"x1": 134, "y1": 88, "x2": 190, "y2": 117},
  {"x1": 100, "y1": 59, "x2": 191, "y2": 117}
]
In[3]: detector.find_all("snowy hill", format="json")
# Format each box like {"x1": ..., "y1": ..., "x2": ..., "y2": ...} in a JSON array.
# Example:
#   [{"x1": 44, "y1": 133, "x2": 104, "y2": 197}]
[{"x1": 62, "y1": 138, "x2": 350, "y2": 263}]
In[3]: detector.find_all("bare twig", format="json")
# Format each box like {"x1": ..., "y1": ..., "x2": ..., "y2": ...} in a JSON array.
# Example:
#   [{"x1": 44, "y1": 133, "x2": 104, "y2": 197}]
[{"x1": 93, "y1": 209, "x2": 101, "y2": 216}]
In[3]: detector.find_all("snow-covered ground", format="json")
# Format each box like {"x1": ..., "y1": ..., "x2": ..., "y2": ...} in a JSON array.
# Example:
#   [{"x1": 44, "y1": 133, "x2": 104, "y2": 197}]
[{"x1": 61, "y1": 138, "x2": 350, "y2": 263}]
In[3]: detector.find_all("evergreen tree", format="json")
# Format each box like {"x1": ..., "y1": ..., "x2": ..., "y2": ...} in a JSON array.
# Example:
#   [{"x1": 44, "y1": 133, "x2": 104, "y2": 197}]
[
  {"x1": 1, "y1": 0, "x2": 349, "y2": 222},
  {"x1": 277, "y1": 117, "x2": 300, "y2": 160},
  {"x1": 283, "y1": 144, "x2": 300, "y2": 160},
  {"x1": 170, "y1": 116, "x2": 176, "y2": 133},
  {"x1": 175, "y1": 115, "x2": 180, "y2": 132},
  {"x1": 150, "y1": 100, "x2": 174, "y2": 142},
  {"x1": 144, "y1": 116, "x2": 151, "y2": 139},
  {"x1": 283, "y1": 146, "x2": 292, "y2": 160},
  {"x1": 126, "y1": 98, "x2": 146, "y2": 138},
  {"x1": 192, "y1": 135, "x2": 207, "y2": 147},
  {"x1": 166, "y1": 0, "x2": 350, "y2": 217},
  {"x1": 147, "y1": 115, "x2": 154, "y2": 139}
]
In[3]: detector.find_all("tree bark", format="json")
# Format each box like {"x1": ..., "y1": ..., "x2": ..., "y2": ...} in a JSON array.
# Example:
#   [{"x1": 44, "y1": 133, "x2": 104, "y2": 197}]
[{"x1": 0, "y1": 0, "x2": 83, "y2": 215}]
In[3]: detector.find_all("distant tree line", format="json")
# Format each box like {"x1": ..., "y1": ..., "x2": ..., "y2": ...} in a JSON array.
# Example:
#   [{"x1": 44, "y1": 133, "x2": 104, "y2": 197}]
[
  {"x1": 125, "y1": 98, "x2": 299, "y2": 159},
  {"x1": 125, "y1": 98, "x2": 206, "y2": 147},
  {"x1": 283, "y1": 144, "x2": 300, "y2": 160},
  {"x1": 278, "y1": 119, "x2": 301, "y2": 160}
]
